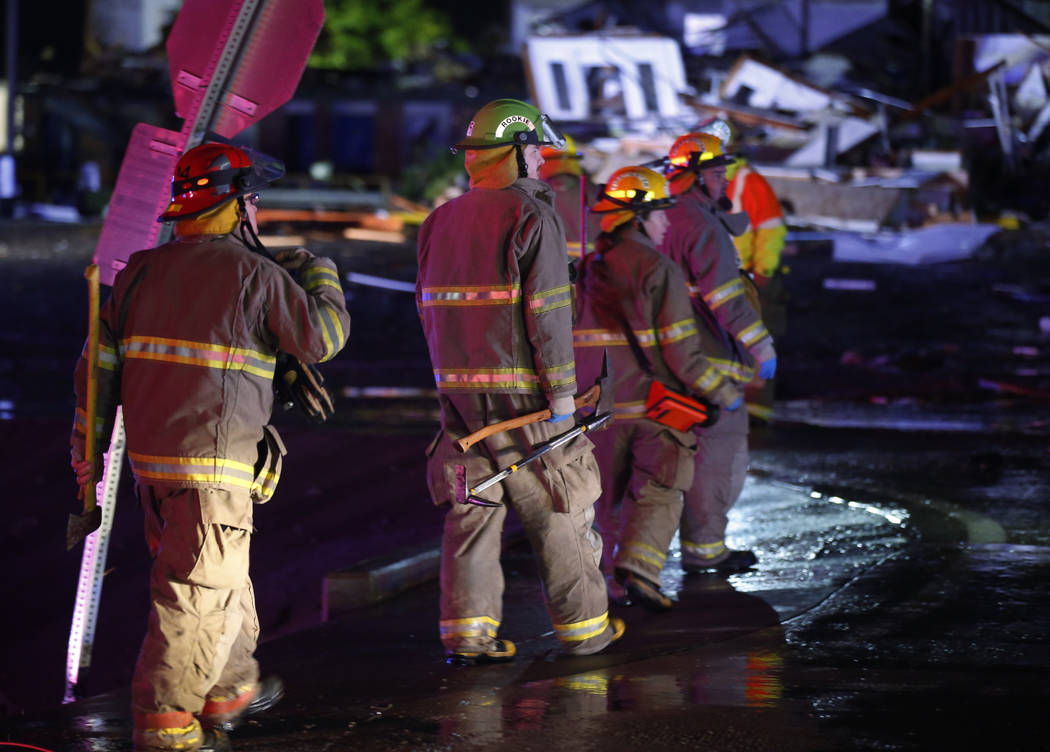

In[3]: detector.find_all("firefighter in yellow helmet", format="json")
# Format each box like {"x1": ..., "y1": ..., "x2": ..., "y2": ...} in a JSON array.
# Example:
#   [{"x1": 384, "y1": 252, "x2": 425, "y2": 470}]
[
  {"x1": 540, "y1": 133, "x2": 602, "y2": 258},
  {"x1": 657, "y1": 131, "x2": 777, "y2": 574},
  {"x1": 418, "y1": 98, "x2": 624, "y2": 663},
  {"x1": 71, "y1": 141, "x2": 350, "y2": 751},
  {"x1": 574, "y1": 165, "x2": 743, "y2": 610}
]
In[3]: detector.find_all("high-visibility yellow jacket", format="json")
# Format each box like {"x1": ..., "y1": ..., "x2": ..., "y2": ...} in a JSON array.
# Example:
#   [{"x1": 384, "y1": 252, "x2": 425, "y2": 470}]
[
  {"x1": 573, "y1": 224, "x2": 742, "y2": 424},
  {"x1": 660, "y1": 186, "x2": 775, "y2": 368},
  {"x1": 71, "y1": 235, "x2": 350, "y2": 528},
  {"x1": 416, "y1": 177, "x2": 578, "y2": 403},
  {"x1": 726, "y1": 159, "x2": 787, "y2": 279}
]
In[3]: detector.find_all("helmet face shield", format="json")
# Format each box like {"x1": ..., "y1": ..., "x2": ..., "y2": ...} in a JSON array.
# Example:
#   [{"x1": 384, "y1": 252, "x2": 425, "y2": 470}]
[
  {"x1": 697, "y1": 118, "x2": 733, "y2": 148},
  {"x1": 539, "y1": 114, "x2": 566, "y2": 150},
  {"x1": 239, "y1": 146, "x2": 285, "y2": 192}
]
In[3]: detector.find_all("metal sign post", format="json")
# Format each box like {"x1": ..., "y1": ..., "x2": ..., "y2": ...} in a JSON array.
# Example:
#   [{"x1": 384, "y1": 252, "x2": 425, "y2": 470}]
[
  {"x1": 64, "y1": 409, "x2": 125, "y2": 703},
  {"x1": 65, "y1": 0, "x2": 324, "y2": 702}
]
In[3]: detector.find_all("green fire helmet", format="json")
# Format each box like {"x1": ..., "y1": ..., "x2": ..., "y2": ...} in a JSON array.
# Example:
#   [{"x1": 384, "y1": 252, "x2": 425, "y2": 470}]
[{"x1": 453, "y1": 98, "x2": 566, "y2": 153}]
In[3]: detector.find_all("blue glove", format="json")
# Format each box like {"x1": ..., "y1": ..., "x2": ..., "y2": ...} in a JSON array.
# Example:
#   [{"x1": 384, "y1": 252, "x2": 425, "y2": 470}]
[
  {"x1": 759, "y1": 356, "x2": 777, "y2": 380},
  {"x1": 548, "y1": 395, "x2": 575, "y2": 423},
  {"x1": 726, "y1": 397, "x2": 743, "y2": 412}
]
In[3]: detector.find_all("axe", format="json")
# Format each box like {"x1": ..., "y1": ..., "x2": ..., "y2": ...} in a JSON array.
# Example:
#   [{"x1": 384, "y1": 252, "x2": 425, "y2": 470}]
[
  {"x1": 454, "y1": 350, "x2": 614, "y2": 453},
  {"x1": 454, "y1": 352, "x2": 614, "y2": 508},
  {"x1": 67, "y1": 265, "x2": 103, "y2": 550}
]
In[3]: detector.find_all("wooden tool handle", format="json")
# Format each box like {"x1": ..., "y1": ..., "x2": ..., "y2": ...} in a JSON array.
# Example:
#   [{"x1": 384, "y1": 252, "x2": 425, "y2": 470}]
[
  {"x1": 454, "y1": 384, "x2": 600, "y2": 453},
  {"x1": 83, "y1": 264, "x2": 100, "y2": 513}
]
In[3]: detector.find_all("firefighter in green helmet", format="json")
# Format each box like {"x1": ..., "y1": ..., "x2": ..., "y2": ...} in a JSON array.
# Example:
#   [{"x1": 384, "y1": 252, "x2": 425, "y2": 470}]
[{"x1": 418, "y1": 98, "x2": 624, "y2": 663}]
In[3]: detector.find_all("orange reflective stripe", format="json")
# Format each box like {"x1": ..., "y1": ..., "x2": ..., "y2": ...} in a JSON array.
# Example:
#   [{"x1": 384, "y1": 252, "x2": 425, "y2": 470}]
[
  {"x1": 528, "y1": 284, "x2": 572, "y2": 314},
  {"x1": 434, "y1": 367, "x2": 541, "y2": 390},
  {"x1": 122, "y1": 336, "x2": 276, "y2": 379},
  {"x1": 420, "y1": 284, "x2": 521, "y2": 306}
]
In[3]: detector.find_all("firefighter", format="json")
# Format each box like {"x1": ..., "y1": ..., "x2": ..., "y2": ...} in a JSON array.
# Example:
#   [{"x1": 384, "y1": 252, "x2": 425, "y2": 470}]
[
  {"x1": 539, "y1": 133, "x2": 602, "y2": 259},
  {"x1": 574, "y1": 165, "x2": 743, "y2": 611},
  {"x1": 699, "y1": 117, "x2": 788, "y2": 422},
  {"x1": 418, "y1": 98, "x2": 624, "y2": 663},
  {"x1": 659, "y1": 131, "x2": 777, "y2": 574},
  {"x1": 70, "y1": 141, "x2": 350, "y2": 752}
]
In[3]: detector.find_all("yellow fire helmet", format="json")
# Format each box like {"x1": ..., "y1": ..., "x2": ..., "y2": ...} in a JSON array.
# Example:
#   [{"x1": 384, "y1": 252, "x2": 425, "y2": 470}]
[{"x1": 592, "y1": 165, "x2": 675, "y2": 233}]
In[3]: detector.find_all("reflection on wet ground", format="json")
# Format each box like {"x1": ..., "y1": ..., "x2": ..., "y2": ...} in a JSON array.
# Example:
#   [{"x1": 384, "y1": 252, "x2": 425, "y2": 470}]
[{"x1": 8, "y1": 474, "x2": 976, "y2": 751}]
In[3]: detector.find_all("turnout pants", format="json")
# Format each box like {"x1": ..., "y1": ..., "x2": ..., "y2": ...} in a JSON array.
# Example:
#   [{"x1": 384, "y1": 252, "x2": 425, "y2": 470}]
[
  {"x1": 132, "y1": 485, "x2": 260, "y2": 751},
  {"x1": 428, "y1": 392, "x2": 615, "y2": 656},
  {"x1": 591, "y1": 419, "x2": 696, "y2": 583},
  {"x1": 680, "y1": 407, "x2": 750, "y2": 567}
]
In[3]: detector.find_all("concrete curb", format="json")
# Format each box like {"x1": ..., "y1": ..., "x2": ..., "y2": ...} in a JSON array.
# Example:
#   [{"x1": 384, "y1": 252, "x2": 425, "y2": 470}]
[
  {"x1": 322, "y1": 541, "x2": 442, "y2": 621},
  {"x1": 771, "y1": 398, "x2": 1046, "y2": 435}
]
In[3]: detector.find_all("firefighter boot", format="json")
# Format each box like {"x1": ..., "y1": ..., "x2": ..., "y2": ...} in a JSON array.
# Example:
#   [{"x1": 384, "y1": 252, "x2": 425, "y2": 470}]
[
  {"x1": 200, "y1": 729, "x2": 232, "y2": 752},
  {"x1": 447, "y1": 639, "x2": 517, "y2": 666},
  {"x1": 683, "y1": 549, "x2": 757, "y2": 575},
  {"x1": 615, "y1": 568, "x2": 673, "y2": 612},
  {"x1": 201, "y1": 676, "x2": 285, "y2": 732},
  {"x1": 133, "y1": 723, "x2": 230, "y2": 752}
]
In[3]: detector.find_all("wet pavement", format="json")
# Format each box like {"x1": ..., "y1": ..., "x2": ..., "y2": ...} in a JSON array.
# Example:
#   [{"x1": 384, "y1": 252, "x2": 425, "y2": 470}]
[
  {"x1": 2, "y1": 220, "x2": 1050, "y2": 749},
  {"x1": 6, "y1": 472, "x2": 1048, "y2": 751}
]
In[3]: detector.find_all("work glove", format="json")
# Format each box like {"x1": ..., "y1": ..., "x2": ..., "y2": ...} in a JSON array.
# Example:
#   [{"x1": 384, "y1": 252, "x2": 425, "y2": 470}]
[
  {"x1": 726, "y1": 396, "x2": 744, "y2": 412},
  {"x1": 275, "y1": 247, "x2": 317, "y2": 272},
  {"x1": 548, "y1": 394, "x2": 575, "y2": 423},
  {"x1": 759, "y1": 356, "x2": 777, "y2": 380},
  {"x1": 274, "y1": 354, "x2": 335, "y2": 423}
]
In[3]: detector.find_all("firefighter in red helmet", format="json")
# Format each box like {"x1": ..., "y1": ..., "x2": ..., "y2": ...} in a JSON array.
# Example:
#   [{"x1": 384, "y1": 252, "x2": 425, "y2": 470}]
[{"x1": 71, "y1": 141, "x2": 350, "y2": 752}]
